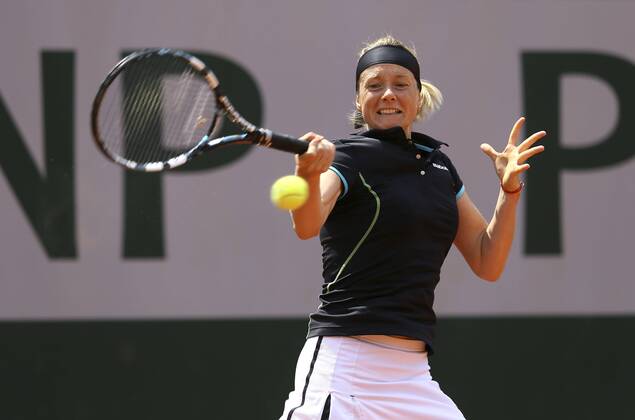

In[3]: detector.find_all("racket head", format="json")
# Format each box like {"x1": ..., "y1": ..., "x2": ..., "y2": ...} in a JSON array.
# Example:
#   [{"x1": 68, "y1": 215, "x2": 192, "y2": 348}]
[{"x1": 91, "y1": 48, "x2": 224, "y2": 171}]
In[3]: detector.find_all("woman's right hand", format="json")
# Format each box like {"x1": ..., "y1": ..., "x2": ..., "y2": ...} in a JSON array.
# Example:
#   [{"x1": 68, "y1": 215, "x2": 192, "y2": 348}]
[
  {"x1": 291, "y1": 132, "x2": 339, "y2": 239},
  {"x1": 295, "y1": 132, "x2": 335, "y2": 179}
]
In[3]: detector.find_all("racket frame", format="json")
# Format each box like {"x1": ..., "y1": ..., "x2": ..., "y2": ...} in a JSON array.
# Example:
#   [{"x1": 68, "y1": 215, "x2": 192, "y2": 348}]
[{"x1": 91, "y1": 48, "x2": 307, "y2": 172}]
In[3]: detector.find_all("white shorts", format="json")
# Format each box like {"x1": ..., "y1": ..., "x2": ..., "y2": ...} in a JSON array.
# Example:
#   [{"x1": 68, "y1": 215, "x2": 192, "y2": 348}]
[{"x1": 279, "y1": 336, "x2": 466, "y2": 420}]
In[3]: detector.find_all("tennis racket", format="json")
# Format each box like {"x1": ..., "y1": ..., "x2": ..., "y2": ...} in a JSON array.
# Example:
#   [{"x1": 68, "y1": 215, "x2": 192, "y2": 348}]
[{"x1": 91, "y1": 48, "x2": 308, "y2": 171}]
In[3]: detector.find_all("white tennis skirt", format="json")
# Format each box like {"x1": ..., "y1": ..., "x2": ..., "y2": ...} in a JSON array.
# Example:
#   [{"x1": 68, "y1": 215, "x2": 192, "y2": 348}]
[{"x1": 279, "y1": 336, "x2": 466, "y2": 420}]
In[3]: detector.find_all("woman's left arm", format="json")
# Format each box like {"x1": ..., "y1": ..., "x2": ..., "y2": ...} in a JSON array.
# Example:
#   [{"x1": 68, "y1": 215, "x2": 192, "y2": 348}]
[{"x1": 453, "y1": 117, "x2": 546, "y2": 281}]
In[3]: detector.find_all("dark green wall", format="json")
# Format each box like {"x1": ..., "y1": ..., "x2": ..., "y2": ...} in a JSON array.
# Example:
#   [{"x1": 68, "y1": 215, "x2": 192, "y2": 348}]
[{"x1": 1, "y1": 317, "x2": 633, "y2": 419}]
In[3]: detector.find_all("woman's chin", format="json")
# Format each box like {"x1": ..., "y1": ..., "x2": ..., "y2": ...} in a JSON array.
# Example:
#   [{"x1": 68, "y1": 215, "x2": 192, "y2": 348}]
[{"x1": 369, "y1": 119, "x2": 403, "y2": 130}]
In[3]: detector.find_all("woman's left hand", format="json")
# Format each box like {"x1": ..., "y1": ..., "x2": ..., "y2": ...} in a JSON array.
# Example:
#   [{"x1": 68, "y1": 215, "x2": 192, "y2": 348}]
[{"x1": 480, "y1": 117, "x2": 546, "y2": 191}]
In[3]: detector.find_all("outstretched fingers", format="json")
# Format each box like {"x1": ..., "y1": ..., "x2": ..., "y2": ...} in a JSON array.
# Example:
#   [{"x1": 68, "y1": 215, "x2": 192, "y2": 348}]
[
  {"x1": 480, "y1": 143, "x2": 499, "y2": 161},
  {"x1": 513, "y1": 163, "x2": 531, "y2": 174},
  {"x1": 518, "y1": 130, "x2": 547, "y2": 152},
  {"x1": 518, "y1": 145, "x2": 545, "y2": 163},
  {"x1": 508, "y1": 116, "x2": 526, "y2": 146}
]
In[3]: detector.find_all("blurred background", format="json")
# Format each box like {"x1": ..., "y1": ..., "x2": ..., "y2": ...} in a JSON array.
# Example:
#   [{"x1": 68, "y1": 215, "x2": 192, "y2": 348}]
[{"x1": 1, "y1": 0, "x2": 634, "y2": 418}]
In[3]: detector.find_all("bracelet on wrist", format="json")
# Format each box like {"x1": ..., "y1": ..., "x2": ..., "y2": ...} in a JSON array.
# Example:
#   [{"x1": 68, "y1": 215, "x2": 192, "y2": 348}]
[{"x1": 501, "y1": 181, "x2": 524, "y2": 194}]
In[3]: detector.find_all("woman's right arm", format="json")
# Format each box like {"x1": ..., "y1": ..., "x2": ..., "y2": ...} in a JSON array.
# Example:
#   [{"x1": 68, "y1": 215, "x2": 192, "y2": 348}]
[{"x1": 291, "y1": 132, "x2": 339, "y2": 240}]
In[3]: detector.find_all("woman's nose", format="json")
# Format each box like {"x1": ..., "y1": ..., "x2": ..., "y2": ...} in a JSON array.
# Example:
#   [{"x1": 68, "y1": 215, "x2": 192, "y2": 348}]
[{"x1": 381, "y1": 88, "x2": 396, "y2": 100}]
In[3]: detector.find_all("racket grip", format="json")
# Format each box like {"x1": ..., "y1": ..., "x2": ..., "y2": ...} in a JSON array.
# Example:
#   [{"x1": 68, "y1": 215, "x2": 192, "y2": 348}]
[{"x1": 266, "y1": 131, "x2": 309, "y2": 154}]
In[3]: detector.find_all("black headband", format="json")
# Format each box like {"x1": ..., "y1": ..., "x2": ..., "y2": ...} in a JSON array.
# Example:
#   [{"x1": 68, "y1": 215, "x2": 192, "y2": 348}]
[{"x1": 355, "y1": 45, "x2": 422, "y2": 91}]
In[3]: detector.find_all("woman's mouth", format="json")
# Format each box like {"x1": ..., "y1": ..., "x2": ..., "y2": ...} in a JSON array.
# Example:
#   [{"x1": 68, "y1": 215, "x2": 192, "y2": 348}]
[{"x1": 377, "y1": 108, "x2": 402, "y2": 115}]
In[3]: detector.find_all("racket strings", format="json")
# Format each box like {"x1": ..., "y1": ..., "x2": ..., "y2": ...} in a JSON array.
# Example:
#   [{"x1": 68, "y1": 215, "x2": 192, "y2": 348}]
[
  {"x1": 96, "y1": 54, "x2": 217, "y2": 166},
  {"x1": 137, "y1": 58, "x2": 177, "y2": 164},
  {"x1": 103, "y1": 60, "x2": 163, "y2": 162},
  {"x1": 126, "y1": 57, "x2": 181, "y2": 162},
  {"x1": 164, "y1": 66, "x2": 211, "y2": 153},
  {"x1": 158, "y1": 59, "x2": 193, "y2": 157},
  {"x1": 158, "y1": 58, "x2": 216, "y2": 159},
  {"x1": 125, "y1": 64, "x2": 163, "y2": 163}
]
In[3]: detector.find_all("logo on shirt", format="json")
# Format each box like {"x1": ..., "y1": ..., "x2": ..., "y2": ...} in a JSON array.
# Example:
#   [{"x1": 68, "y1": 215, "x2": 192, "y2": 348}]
[{"x1": 432, "y1": 163, "x2": 449, "y2": 171}]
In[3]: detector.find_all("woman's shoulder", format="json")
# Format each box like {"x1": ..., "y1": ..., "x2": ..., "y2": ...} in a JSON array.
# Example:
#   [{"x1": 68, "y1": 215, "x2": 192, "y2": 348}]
[
  {"x1": 412, "y1": 131, "x2": 457, "y2": 162},
  {"x1": 330, "y1": 134, "x2": 383, "y2": 155},
  {"x1": 333, "y1": 132, "x2": 380, "y2": 144}
]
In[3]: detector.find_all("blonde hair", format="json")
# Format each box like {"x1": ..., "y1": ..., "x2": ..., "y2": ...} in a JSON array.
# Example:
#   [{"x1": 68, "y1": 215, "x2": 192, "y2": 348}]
[{"x1": 350, "y1": 35, "x2": 443, "y2": 128}]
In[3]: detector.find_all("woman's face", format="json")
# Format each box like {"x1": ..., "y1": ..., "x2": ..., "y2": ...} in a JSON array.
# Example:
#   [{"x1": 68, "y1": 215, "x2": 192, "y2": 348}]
[{"x1": 356, "y1": 63, "x2": 420, "y2": 137}]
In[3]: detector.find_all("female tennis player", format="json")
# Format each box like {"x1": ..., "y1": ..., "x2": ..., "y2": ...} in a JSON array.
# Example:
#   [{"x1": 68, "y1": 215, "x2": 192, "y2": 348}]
[{"x1": 279, "y1": 35, "x2": 546, "y2": 420}]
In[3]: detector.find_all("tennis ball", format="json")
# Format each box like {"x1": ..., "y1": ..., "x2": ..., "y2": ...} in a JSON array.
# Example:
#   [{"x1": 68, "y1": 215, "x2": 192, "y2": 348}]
[{"x1": 270, "y1": 175, "x2": 309, "y2": 210}]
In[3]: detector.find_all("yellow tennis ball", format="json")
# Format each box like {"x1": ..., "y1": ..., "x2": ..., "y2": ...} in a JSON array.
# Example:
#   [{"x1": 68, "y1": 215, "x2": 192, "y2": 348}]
[{"x1": 270, "y1": 175, "x2": 309, "y2": 210}]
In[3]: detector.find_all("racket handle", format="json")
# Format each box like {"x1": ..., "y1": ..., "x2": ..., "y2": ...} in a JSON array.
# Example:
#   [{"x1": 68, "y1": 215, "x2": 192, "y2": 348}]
[{"x1": 261, "y1": 130, "x2": 309, "y2": 154}]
